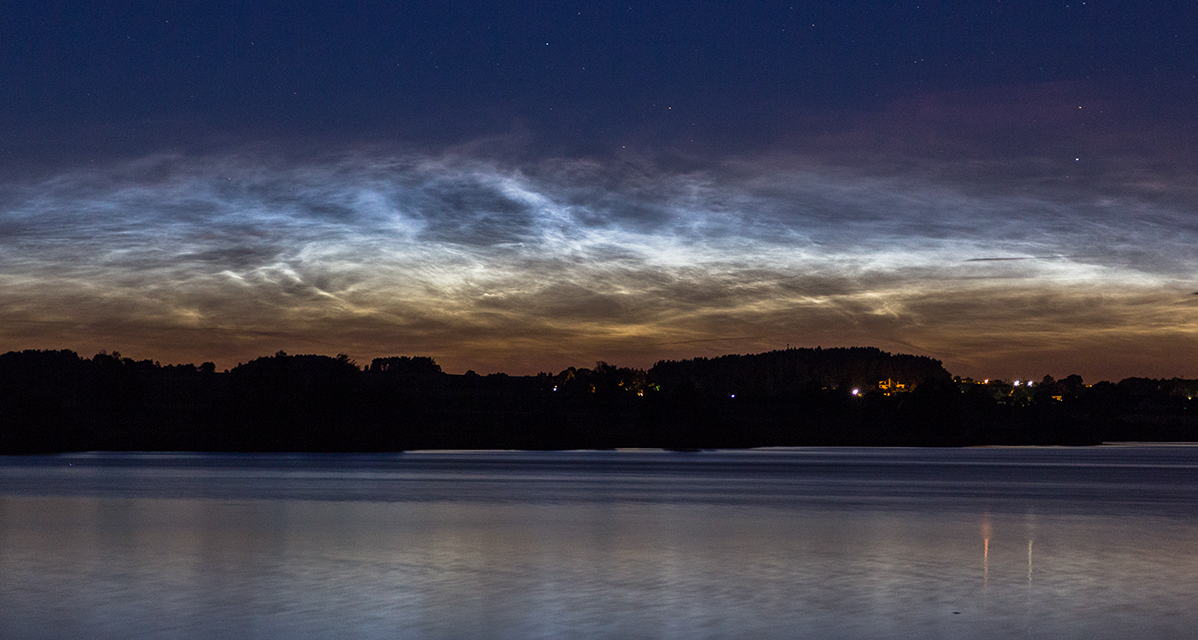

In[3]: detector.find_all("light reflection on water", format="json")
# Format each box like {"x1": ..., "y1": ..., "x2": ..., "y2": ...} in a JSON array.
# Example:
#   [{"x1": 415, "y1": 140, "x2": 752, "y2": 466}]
[{"x1": 1, "y1": 447, "x2": 1197, "y2": 639}]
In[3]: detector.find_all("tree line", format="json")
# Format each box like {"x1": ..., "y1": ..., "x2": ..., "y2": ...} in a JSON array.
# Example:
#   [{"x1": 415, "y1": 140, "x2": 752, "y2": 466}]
[{"x1": 0, "y1": 347, "x2": 1194, "y2": 453}]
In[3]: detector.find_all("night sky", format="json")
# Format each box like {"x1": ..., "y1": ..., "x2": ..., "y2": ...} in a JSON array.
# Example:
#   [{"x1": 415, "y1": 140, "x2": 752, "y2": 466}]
[{"x1": 2, "y1": 1, "x2": 1196, "y2": 381}]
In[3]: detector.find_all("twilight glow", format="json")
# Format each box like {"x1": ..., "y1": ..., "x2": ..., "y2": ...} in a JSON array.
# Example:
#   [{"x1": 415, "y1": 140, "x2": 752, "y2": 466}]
[
  {"x1": 1, "y1": 2, "x2": 1196, "y2": 380},
  {"x1": 3, "y1": 138, "x2": 1194, "y2": 380}
]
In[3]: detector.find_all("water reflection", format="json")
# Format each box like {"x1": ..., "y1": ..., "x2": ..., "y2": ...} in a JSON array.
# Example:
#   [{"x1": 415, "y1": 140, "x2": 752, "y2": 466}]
[
  {"x1": 979, "y1": 510, "x2": 1039, "y2": 628},
  {"x1": 1, "y1": 448, "x2": 1197, "y2": 639},
  {"x1": 981, "y1": 510, "x2": 992, "y2": 595},
  {"x1": 1027, "y1": 513, "x2": 1035, "y2": 592}
]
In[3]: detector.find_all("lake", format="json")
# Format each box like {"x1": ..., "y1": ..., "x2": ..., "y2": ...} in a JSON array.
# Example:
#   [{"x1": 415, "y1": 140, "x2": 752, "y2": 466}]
[{"x1": 2, "y1": 447, "x2": 1197, "y2": 639}]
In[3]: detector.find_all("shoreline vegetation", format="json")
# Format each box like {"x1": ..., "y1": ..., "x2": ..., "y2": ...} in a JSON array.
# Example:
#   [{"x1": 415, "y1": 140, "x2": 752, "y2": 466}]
[{"x1": 1, "y1": 347, "x2": 1195, "y2": 454}]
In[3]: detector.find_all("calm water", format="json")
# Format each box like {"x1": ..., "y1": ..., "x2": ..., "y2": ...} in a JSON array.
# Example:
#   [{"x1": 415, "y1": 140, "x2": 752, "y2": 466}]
[{"x1": 1, "y1": 447, "x2": 1197, "y2": 639}]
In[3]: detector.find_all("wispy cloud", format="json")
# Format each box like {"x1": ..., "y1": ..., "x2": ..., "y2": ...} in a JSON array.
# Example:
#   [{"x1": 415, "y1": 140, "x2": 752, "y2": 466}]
[{"x1": 0, "y1": 142, "x2": 1194, "y2": 379}]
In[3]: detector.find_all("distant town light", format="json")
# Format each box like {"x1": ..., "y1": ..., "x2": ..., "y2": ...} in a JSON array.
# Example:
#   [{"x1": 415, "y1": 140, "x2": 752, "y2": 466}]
[
  {"x1": 851, "y1": 388, "x2": 859, "y2": 396},
  {"x1": 1014, "y1": 380, "x2": 1021, "y2": 386}
]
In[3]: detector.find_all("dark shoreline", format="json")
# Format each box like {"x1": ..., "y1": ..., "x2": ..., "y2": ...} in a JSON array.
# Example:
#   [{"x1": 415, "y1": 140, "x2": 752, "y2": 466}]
[{"x1": 2, "y1": 348, "x2": 1195, "y2": 453}]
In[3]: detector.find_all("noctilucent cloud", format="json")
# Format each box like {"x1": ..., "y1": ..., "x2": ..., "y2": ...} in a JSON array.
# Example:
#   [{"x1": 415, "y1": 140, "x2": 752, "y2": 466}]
[{"x1": 1, "y1": 2, "x2": 1195, "y2": 380}]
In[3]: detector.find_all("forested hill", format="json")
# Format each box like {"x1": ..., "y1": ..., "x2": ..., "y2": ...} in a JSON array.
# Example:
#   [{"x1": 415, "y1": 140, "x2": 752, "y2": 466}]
[{"x1": 649, "y1": 347, "x2": 950, "y2": 396}]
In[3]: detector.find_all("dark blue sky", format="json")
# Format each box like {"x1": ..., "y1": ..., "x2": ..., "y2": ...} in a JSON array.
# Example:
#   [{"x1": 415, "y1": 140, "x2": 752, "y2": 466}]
[
  {"x1": 1, "y1": 1, "x2": 1196, "y2": 379},
  {"x1": 5, "y1": 1, "x2": 1194, "y2": 153}
]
